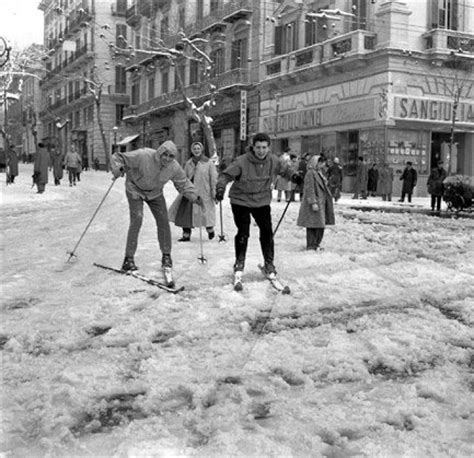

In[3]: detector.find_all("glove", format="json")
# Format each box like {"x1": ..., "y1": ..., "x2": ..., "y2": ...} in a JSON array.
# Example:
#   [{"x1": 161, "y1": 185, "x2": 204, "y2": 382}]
[
  {"x1": 311, "y1": 203, "x2": 319, "y2": 212},
  {"x1": 215, "y1": 188, "x2": 225, "y2": 202},
  {"x1": 291, "y1": 173, "x2": 303, "y2": 185}
]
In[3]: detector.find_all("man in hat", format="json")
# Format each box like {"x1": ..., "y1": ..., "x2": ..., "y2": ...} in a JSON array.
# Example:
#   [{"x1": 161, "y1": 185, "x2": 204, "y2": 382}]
[
  {"x1": 111, "y1": 140, "x2": 203, "y2": 287},
  {"x1": 398, "y1": 161, "x2": 417, "y2": 203},
  {"x1": 427, "y1": 160, "x2": 447, "y2": 212}
]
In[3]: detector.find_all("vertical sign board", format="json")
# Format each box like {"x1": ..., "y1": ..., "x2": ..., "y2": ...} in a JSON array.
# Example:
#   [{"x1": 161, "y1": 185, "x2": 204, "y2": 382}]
[{"x1": 240, "y1": 90, "x2": 247, "y2": 141}]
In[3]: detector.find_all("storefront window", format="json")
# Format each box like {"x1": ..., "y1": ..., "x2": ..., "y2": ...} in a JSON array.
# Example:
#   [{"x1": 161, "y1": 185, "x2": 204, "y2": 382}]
[
  {"x1": 360, "y1": 129, "x2": 385, "y2": 165},
  {"x1": 338, "y1": 131, "x2": 359, "y2": 176},
  {"x1": 387, "y1": 129, "x2": 429, "y2": 175}
]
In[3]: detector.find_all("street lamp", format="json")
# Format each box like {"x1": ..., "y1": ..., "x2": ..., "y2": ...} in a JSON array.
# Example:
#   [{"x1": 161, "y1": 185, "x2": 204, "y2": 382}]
[{"x1": 112, "y1": 126, "x2": 118, "y2": 154}]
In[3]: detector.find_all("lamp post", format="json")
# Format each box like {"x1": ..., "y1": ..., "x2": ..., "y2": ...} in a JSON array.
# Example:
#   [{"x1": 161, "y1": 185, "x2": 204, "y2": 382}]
[{"x1": 112, "y1": 126, "x2": 118, "y2": 154}]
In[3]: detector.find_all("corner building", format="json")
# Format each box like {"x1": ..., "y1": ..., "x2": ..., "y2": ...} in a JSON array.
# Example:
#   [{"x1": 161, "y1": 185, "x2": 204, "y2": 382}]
[{"x1": 259, "y1": 0, "x2": 473, "y2": 196}]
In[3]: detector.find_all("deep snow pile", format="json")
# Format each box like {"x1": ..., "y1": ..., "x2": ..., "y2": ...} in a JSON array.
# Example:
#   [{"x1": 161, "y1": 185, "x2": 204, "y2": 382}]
[{"x1": 1, "y1": 165, "x2": 473, "y2": 457}]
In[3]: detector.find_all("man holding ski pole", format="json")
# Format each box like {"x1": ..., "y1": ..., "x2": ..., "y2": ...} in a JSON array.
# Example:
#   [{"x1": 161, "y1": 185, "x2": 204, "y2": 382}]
[
  {"x1": 215, "y1": 132, "x2": 298, "y2": 290},
  {"x1": 111, "y1": 140, "x2": 203, "y2": 287}
]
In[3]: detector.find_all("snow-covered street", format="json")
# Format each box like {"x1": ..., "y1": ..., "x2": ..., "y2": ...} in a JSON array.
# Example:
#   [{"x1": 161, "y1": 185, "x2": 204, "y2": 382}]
[{"x1": 1, "y1": 165, "x2": 473, "y2": 457}]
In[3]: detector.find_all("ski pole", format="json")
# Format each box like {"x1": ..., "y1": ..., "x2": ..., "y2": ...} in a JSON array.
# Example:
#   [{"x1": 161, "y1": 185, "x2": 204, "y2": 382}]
[
  {"x1": 66, "y1": 177, "x2": 117, "y2": 262},
  {"x1": 197, "y1": 204, "x2": 207, "y2": 264},
  {"x1": 273, "y1": 189, "x2": 296, "y2": 236},
  {"x1": 218, "y1": 201, "x2": 227, "y2": 242}
]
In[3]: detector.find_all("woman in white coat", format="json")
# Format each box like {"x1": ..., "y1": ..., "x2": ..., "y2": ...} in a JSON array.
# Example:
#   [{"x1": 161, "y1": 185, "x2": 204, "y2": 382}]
[{"x1": 169, "y1": 142, "x2": 218, "y2": 241}]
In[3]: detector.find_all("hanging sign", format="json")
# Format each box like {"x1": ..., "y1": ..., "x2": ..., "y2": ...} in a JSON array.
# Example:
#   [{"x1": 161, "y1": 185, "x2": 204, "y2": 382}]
[{"x1": 240, "y1": 90, "x2": 247, "y2": 141}]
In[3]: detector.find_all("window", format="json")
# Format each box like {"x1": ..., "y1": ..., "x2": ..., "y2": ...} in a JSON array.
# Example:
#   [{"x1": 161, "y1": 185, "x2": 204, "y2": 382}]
[
  {"x1": 351, "y1": 0, "x2": 367, "y2": 31},
  {"x1": 116, "y1": 24, "x2": 127, "y2": 48},
  {"x1": 131, "y1": 83, "x2": 140, "y2": 105},
  {"x1": 88, "y1": 105, "x2": 94, "y2": 123},
  {"x1": 178, "y1": 7, "x2": 185, "y2": 31},
  {"x1": 74, "y1": 110, "x2": 80, "y2": 127},
  {"x1": 274, "y1": 22, "x2": 298, "y2": 55},
  {"x1": 210, "y1": 0, "x2": 219, "y2": 13},
  {"x1": 190, "y1": 60, "x2": 199, "y2": 84},
  {"x1": 210, "y1": 48, "x2": 225, "y2": 76},
  {"x1": 135, "y1": 34, "x2": 141, "y2": 49},
  {"x1": 162, "y1": 71, "x2": 169, "y2": 94},
  {"x1": 231, "y1": 38, "x2": 247, "y2": 69},
  {"x1": 197, "y1": 0, "x2": 203, "y2": 20},
  {"x1": 115, "y1": 104, "x2": 125, "y2": 126},
  {"x1": 116, "y1": 0, "x2": 127, "y2": 14},
  {"x1": 161, "y1": 17, "x2": 168, "y2": 40},
  {"x1": 431, "y1": 0, "x2": 459, "y2": 30},
  {"x1": 174, "y1": 63, "x2": 185, "y2": 89},
  {"x1": 148, "y1": 77, "x2": 155, "y2": 99},
  {"x1": 115, "y1": 66, "x2": 127, "y2": 93},
  {"x1": 305, "y1": 16, "x2": 317, "y2": 47}
]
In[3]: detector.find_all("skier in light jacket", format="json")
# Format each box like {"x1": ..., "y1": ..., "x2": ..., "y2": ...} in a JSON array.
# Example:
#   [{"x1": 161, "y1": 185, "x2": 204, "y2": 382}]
[
  {"x1": 169, "y1": 141, "x2": 218, "y2": 241},
  {"x1": 111, "y1": 140, "x2": 202, "y2": 287}
]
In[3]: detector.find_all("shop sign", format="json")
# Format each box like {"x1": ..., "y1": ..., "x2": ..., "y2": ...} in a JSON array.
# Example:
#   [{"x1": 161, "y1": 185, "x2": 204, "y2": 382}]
[
  {"x1": 263, "y1": 107, "x2": 322, "y2": 134},
  {"x1": 321, "y1": 99, "x2": 376, "y2": 126},
  {"x1": 394, "y1": 97, "x2": 474, "y2": 124},
  {"x1": 240, "y1": 90, "x2": 247, "y2": 141}
]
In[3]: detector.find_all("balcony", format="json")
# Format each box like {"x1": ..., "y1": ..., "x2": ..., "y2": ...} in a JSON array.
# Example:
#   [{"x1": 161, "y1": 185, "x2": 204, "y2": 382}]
[
  {"x1": 262, "y1": 30, "x2": 376, "y2": 80},
  {"x1": 111, "y1": 2, "x2": 127, "y2": 16},
  {"x1": 126, "y1": 3, "x2": 141, "y2": 27},
  {"x1": 222, "y1": 0, "x2": 253, "y2": 23},
  {"x1": 127, "y1": 68, "x2": 250, "y2": 118},
  {"x1": 423, "y1": 29, "x2": 474, "y2": 55}
]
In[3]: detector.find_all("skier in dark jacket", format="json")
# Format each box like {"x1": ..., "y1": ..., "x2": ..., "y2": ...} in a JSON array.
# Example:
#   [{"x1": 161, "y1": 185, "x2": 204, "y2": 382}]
[
  {"x1": 215, "y1": 132, "x2": 295, "y2": 286},
  {"x1": 398, "y1": 161, "x2": 417, "y2": 203},
  {"x1": 427, "y1": 160, "x2": 447, "y2": 211}
]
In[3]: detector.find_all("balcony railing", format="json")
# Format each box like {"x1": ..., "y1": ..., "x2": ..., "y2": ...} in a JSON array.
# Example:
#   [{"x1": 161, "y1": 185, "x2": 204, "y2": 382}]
[
  {"x1": 423, "y1": 29, "x2": 474, "y2": 54},
  {"x1": 263, "y1": 30, "x2": 376, "y2": 79},
  {"x1": 126, "y1": 3, "x2": 141, "y2": 27},
  {"x1": 125, "y1": 68, "x2": 250, "y2": 119}
]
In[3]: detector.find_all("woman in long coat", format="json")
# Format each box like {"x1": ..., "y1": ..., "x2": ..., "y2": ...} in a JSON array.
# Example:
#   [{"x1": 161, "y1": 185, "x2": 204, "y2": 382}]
[
  {"x1": 51, "y1": 147, "x2": 64, "y2": 185},
  {"x1": 7, "y1": 145, "x2": 19, "y2": 183},
  {"x1": 297, "y1": 155, "x2": 335, "y2": 250},
  {"x1": 33, "y1": 142, "x2": 49, "y2": 193},
  {"x1": 377, "y1": 162, "x2": 394, "y2": 201},
  {"x1": 427, "y1": 161, "x2": 447, "y2": 211},
  {"x1": 169, "y1": 142, "x2": 218, "y2": 241}
]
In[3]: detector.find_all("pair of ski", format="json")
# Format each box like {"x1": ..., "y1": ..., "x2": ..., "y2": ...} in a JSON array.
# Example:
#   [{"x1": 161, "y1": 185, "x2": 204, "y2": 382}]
[
  {"x1": 93, "y1": 263, "x2": 184, "y2": 294},
  {"x1": 234, "y1": 265, "x2": 291, "y2": 295}
]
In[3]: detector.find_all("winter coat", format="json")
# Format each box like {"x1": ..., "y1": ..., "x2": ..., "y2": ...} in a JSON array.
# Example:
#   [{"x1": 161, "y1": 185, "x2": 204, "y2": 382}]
[
  {"x1": 7, "y1": 149, "x2": 19, "y2": 177},
  {"x1": 52, "y1": 150, "x2": 64, "y2": 180},
  {"x1": 217, "y1": 151, "x2": 293, "y2": 208},
  {"x1": 64, "y1": 150, "x2": 82, "y2": 169},
  {"x1": 377, "y1": 165, "x2": 393, "y2": 195},
  {"x1": 400, "y1": 167, "x2": 417, "y2": 194},
  {"x1": 297, "y1": 168, "x2": 335, "y2": 228},
  {"x1": 354, "y1": 161, "x2": 368, "y2": 194},
  {"x1": 427, "y1": 167, "x2": 447, "y2": 196},
  {"x1": 367, "y1": 167, "x2": 379, "y2": 193},
  {"x1": 34, "y1": 146, "x2": 49, "y2": 185},
  {"x1": 111, "y1": 141, "x2": 198, "y2": 202},
  {"x1": 327, "y1": 163, "x2": 343, "y2": 192},
  {"x1": 169, "y1": 156, "x2": 218, "y2": 228}
]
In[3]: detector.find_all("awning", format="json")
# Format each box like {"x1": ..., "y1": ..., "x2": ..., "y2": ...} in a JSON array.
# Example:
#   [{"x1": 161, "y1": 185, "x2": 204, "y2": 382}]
[{"x1": 117, "y1": 134, "x2": 139, "y2": 146}]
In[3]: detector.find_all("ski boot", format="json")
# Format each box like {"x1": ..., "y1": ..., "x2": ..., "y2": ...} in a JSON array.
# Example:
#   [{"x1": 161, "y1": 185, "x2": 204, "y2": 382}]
[
  {"x1": 122, "y1": 257, "x2": 138, "y2": 272},
  {"x1": 162, "y1": 254, "x2": 175, "y2": 288}
]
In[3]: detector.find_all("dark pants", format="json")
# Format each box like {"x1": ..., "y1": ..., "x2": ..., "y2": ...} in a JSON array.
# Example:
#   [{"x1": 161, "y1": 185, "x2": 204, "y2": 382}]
[
  {"x1": 306, "y1": 228, "x2": 324, "y2": 250},
  {"x1": 431, "y1": 195, "x2": 442, "y2": 211},
  {"x1": 231, "y1": 204, "x2": 274, "y2": 270},
  {"x1": 125, "y1": 193, "x2": 172, "y2": 260},
  {"x1": 400, "y1": 192, "x2": 412, "y2": 202},
  {"x1": 68, "y1": 167, "x2": 77, "y2": 185}
]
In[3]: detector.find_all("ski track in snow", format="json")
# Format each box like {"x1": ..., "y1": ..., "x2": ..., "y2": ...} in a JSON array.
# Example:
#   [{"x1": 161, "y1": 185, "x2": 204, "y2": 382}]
[{"x1": 1, "y1": 165, "x2": 473, "y2": 457}]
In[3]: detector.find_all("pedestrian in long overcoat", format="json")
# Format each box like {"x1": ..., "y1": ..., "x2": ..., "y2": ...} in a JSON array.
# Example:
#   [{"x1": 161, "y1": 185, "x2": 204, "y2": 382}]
[
  {"x1": 327, "y1": 157, "x2": 343, "y2": 202},
  {"x1": 274, "y1": 151, "x2": 292, "y2": 202},
  {"x1": 398, "y1": 161, "x2": 417, "y2": 202},
  {"x1": 297, "y1": 155, "x2": 335, "y2": 250},
  {"x1": 427, "y1": 161, "x2": 447, "y2": 211},
  {"x1": 377, "y1": 162, "x2": 393, "y2": 201},
  {"x1": 7, "y1": 145, "x2": 19, "y2": 183},
  {"x1": 352, "y1": 156, "x2": 368, "y2": 199},
  {"x1": 33, "y1": 143, "x2": 49, "y2": 193},
  {"x1": 51, "y1": 147, "x2": 64, "y2": 185},
  {"x1": 367, "y1": 163, "x2": 379, "y2": 196},
  {"x1": 169, "y1": 142, "x2": 218, "y2": 241}
]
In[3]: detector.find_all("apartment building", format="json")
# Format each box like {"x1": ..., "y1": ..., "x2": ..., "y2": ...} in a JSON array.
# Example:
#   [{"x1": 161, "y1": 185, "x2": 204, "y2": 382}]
[
  {"x1": 38, "y1": 0, "x2": 131, "y2": 168},
  {"x1": 121, "y1": 0, "x2": 278, "y2": 165},
  {"x1": 259, "y1": 0, "x2": 474, "y2": 195}
]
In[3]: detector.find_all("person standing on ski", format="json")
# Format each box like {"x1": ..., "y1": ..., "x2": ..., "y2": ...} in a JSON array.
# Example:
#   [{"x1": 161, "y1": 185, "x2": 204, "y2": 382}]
[
  {"x1": 169, "y1": 141, "x2": 218, "y2": 242},
  {"x1": 111, "y1": 140, "x2": 202, "y2": 287},
  {"x1": 215, "y1": 132, "x2": 296, "y2": 283}
]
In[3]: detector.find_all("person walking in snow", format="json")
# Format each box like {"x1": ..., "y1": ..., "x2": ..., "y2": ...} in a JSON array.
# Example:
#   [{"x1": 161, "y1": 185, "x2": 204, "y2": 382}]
[
  {"x1": 377, "y1": 162, "x2": 394, "y2": 201},
  {"x1": 51, "y1": 145, "x2": 64, "y2": 185},
  {"x1": 6, "y1": 145, "x2": 19, "y2": 184},
  {"x1": 111, "y1": 140, "x2": 203, "y2": 287},
  {"x1": 215, "y1": 132, "x2": 296, "y2": 282},
  {"x1": 297, "y1": 155, "x2": 335, "y2": 250},
  {"x1": 398, "y1": 161, "x2": 417, "y2": 203},
  {"x1": 327, "y1": 157, "x2": 343, "y2": 202},
  {"x1": 352, "y1": 156, "x2": 368, "y2": 199},
  {"x1": 169, "y1": 141, "x2": 218, "y2": 242},
  {"x1": 427, "y1": 160, "x2": 447, "y2": 212},
  {"x1": 33, "y1": 142, "x2": 49, "y2": 194},
  {"x1": 367, "y1": 163, "x2": 379, "y2": 197},
  {"x1": 63, "y1": 144, "x2": 82, "y2": 187},
  {"x1": 274, "y1": 149, "x2": 293, "y2": 202}
]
